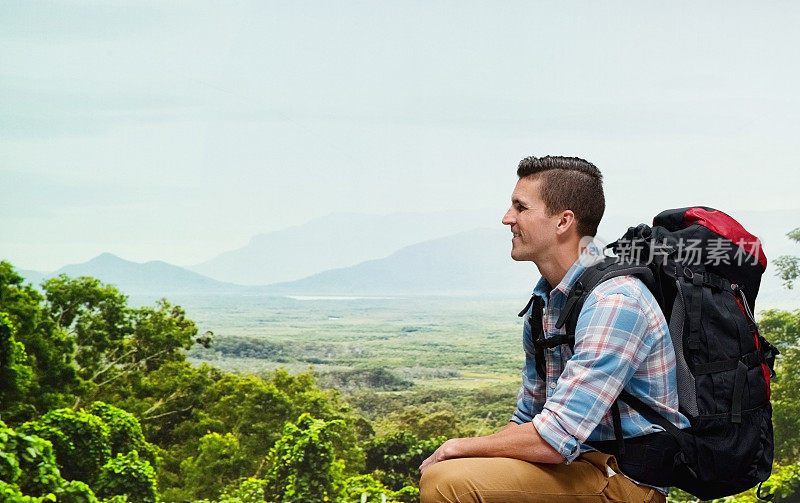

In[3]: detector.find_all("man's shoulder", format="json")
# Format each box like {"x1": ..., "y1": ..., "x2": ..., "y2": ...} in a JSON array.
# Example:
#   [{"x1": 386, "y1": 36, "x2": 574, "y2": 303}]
[
  {"x1": 583, "y1": 275, "x2": 663, "y2": 321},
  {"x1": 591, "y1": 275, "x2": 650, "y2": 299},
  {"x1": 575, "y1": 274, "x2": 668, "y2": 346}
]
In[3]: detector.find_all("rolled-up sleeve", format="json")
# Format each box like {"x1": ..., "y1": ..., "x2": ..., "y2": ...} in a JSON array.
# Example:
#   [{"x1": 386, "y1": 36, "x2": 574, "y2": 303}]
[
  {"x1": 532, "y1": 292, "x2": 655, "y2": 463},
  {"x1": 511, "y1": 309, "x2": 546, "y2": 424},
  {"x1": 511, "y1": 370, "x2": 545, "y2": 424}
]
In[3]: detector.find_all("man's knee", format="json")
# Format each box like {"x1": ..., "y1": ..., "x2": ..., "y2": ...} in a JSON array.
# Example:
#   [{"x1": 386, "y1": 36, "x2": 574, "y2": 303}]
[{"x1": 420, "y1": 459, "x2": 471, "y2": 503}]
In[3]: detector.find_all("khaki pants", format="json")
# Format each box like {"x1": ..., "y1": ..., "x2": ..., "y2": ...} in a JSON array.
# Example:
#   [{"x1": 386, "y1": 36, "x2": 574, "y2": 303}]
[{"x1": 420, "y1": 452, "x2": 666, "y2": 503}]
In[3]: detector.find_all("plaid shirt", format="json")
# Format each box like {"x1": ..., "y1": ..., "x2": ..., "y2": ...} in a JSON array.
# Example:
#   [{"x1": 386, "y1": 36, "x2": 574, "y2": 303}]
[{"x1": 511, "y1": 243, "x2": 690, "y2": 476}]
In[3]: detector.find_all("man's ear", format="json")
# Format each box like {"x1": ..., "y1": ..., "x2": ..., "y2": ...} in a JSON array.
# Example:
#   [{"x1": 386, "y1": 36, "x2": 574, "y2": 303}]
[{"x1": 555, "y1": 210, "x2": 577, "y2": 236}]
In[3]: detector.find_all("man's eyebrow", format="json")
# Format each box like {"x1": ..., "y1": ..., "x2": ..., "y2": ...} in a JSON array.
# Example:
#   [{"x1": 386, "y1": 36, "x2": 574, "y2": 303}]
[{"x1": 511, "y1": 197, "x2": 528, "y2": 206}]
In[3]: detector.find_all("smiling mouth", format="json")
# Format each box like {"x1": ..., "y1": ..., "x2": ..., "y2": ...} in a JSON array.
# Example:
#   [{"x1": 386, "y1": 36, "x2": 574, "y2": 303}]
[{"x1": 512, "y1": 232, "x2": 521, "y2": 238}]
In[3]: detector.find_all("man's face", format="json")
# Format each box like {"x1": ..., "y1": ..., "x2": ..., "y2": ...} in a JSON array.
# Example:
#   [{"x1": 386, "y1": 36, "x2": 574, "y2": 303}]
[{"x1": 501, "y1": 177, "x2": 559, "y2": 262}]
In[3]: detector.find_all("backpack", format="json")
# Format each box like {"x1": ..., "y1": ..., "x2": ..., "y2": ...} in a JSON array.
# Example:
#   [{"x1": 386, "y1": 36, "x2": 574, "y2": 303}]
[{"x1": 522, "y1": 206, "x2": 779, "y2": 500}]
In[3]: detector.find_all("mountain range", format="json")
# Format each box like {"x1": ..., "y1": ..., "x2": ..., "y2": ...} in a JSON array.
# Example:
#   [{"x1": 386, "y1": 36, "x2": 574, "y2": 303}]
[
  {"x1": 13, "y1": 209, "x2": 800, "y2": 308},
  {"x1": 267, "y1": 227, "x2": 535, "y2": 295},
  {"x1": 19, "y1": 253, "x2": 243, "y2": 296},
  {"x1": 17, "y1": 227, "x2": 535, "y2": 297},
  {"x1": 189, "y1": 210, "x2": 499, "y2": 285}
]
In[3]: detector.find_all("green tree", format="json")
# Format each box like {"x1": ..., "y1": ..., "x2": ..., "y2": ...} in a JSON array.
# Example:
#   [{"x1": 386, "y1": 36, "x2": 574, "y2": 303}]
[
  {"x1": 0, "y1": 420, "x2": 99, "y2": 502},
  {"x1": 7, "y1": 404, "x2": 160, "y2": 501},
  {"x1": 266, "y1": 369, "x2": 363, "y2": 475},
  {"x1": 193, "y1": 374, "x2": 295, "y2": 468},
  {"x1": 0, "y1": 420, "x2": 63, "y2": 496},
  {"x1": 180, "y1": 432, "x2": 252, "y2": 501},
  {"x1": 84, "y1": 401, "x2": 158, "y2": 468},
  {"x1": 0, "y1": 263, "x2": 210, "y2": 419},
  {"x1": 0, "y1": 312, "x2": 34, "y2": 419},
  {"x1": 127, "y1": 366, "x2": 362, "y2": 500},
  {"x1": 760, "y1": 309, "x2": 800, "y2": 463},
  {"x1": 128, "y1": 299, "x2": 202, "y2": 373},
  {"x1": 377, "y1": 406, "x2": 462, "y2": 441},
  {"x1": 95, "y1": 450, "x2": 158, "y2": 503},
  {"x1": 42, "y1": 275, "x2": 131, "y2": 387},
  {"x1": 364, "y1": 432, "x2": 443, "y2": 490},
  {"x1": 0, "y1": 262, "x2": 79, "y2": 420},
  {"x1": 775, "y1": 228, "x2": 800, "y2": 289},
  {"x1": 218, "y1": 477, "x2": 269, "y2": 503},
  {"x1": 102, "y1": 361, "x2": 223, "y2": 498},
  {"x1": 343, "y1": 474, "x2": 392, "y2": 503},
  {"x1": 263, "y1": 413, "x2": 345, "y2": 503},
  {"x1": 19, "y1": 409, "x2": 111, "y2": 484},
  {"x1": 64, "y1": 292, "x2": 204, "y2": 408}
]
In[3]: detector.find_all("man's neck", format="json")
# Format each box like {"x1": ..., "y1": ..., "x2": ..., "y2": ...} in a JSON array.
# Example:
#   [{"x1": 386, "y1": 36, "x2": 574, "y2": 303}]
[{"x1": 536, "y1": 243, "x2": 582, "y2": 289}]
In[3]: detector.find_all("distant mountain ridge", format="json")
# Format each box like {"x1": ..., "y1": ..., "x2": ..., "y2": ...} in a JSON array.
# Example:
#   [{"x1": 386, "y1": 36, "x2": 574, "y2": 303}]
[
  {"x1": 265, "y1": 227, "x2": 539, "y2": 295},
  {"x1": 19, "y1": 253, "x2": 244, "y2": 295},
  {"x1": 189, "y1": 210, "x2": 499, "y2": 285}
]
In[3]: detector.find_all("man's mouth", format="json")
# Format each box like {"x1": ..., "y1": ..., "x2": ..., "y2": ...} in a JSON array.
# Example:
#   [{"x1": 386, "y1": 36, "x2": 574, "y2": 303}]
[{"x1": 512, "y1": 232, "x2": 521, "y2": 238}]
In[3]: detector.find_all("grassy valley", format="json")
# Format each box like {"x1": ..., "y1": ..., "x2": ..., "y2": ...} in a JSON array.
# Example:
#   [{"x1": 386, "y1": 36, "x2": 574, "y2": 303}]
[{"x1": 180, "y1": 294, "x2": 528, "y2": 433}]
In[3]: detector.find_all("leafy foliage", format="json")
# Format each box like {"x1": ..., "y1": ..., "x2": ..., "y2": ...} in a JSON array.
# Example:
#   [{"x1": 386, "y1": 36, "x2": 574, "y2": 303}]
[
  {"x1": 84, "y1": 401, "x2": 158, "y2": 467},
  {"x1": 0, "y1": 420, "x2": 62, "y2": 496},
  {"x1": 218, "y1": 477, "x2": 269, "y2": 503},
  {"x1": 365, "y1": 432, "x2": 444, "y2": 490},
  {"x1": 0, "y1": 262, "x2": 209, "y2": 420},
  {"x1": 342, "y1": 474, "x2": 392, "y2": 502},
  {"x1": 263, "y1": 413, "x2": 345, "y2": 503},
  {"x1": 0, "y1": 313, "x2": 34, "y2": 420},
  {"x1": 0, "y1": 420, "x2": 99, "y2": 502},
  {"x1": 760, "y1": 309, "x2": 800, "y2": 463},
  {"x1": 0, "y1": 263, "x2": 79, "y2": 420},
  {"x1": 19, "y1": 409, "x2": 111, "y2": 484},
  {"x1": 180, "y1": 432, "x2": 252, "y2": 501},
  {"x1": 775, "y1": 227, "x2": 800, "y2": 289},
  {"x1": 3, "y1": 401, "x2": 159, "y2": 502},
  {"x1": 317, "y1": 366, "x2": 413, "y2": 392},
  {"x1": 95, "y1": 450, "x2": 158, "y2": 503},
  {"x1": 43, "y1": 275, "x2": 131, "y2": 385}
]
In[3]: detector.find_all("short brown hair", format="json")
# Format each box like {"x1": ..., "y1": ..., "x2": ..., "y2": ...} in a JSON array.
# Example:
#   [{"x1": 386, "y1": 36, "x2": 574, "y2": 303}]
[{"x1": 517, "y1": 155, "x2": 605, "y2": 237}]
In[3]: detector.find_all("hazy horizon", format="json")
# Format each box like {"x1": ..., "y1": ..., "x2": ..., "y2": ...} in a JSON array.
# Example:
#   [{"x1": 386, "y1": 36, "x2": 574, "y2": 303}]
[{"x1": 3, "y1": 1, "x2": 799, "y2": 271}]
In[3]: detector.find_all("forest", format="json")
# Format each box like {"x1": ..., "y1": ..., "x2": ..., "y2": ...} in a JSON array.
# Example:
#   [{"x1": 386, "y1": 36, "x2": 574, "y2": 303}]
[{"x1": 1, "y1": 260, "x2": 798, "y2": 502}]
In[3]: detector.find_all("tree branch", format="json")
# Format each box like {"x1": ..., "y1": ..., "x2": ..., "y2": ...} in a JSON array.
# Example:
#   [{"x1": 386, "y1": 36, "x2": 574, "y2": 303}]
[{"x1": 142, "y1": 405, "x2": 194, "y2": 421}]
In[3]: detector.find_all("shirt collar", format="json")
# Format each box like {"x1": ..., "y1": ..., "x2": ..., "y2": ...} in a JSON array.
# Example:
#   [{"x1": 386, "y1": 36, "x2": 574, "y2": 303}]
[{"x1": 532, "y1": 240, "x2": 605, "y2": 302}]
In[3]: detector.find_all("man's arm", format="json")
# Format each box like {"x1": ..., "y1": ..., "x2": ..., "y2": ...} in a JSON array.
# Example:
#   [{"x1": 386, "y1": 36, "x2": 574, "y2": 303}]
[
  {"x1": 532, "y1": 291, "x2": 656, "y2": 463},
  {"x1": 419, "y1": 422, "x2": 564, "y2": 474},
  {"x1": 501, "y1": 421, "x2": 518, "y2": 431},
  {"x1": 421, "y1": 288, "x2": 657, "y2": 473}
]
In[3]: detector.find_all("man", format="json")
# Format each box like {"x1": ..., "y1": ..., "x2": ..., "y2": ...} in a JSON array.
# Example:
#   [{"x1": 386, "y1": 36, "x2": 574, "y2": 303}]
[{"x1": 419, "y1": 156, "x2": 689, "y2": 502}]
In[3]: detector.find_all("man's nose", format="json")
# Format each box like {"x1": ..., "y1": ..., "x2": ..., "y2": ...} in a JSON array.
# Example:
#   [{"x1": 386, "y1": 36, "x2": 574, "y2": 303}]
[{"x1": 502, "y1": 210, "x2": 514, "y2": 225}]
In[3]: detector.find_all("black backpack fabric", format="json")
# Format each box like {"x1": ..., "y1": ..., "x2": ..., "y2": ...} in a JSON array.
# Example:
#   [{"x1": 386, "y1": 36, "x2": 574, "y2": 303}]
[{"x1": 522, "y1": 206, "x2": 779, "y2": 500}]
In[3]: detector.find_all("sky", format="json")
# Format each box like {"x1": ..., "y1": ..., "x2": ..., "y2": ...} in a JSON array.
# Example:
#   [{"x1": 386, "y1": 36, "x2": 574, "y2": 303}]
[{"x1": 2, "y1": 0, "x2": 799, "y2": 271}]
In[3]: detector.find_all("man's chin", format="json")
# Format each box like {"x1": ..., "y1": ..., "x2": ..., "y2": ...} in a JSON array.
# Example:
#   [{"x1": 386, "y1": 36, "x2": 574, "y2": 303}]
[{"x1": 510, "y1": 250, "x2": 534, "y2": 262}]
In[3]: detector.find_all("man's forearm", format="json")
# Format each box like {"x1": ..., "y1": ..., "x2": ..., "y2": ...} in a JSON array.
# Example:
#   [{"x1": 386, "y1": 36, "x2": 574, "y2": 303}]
[
  {"x1": 419, "y1": 418, "x2": 566, "y2": 474},
  {"x1": 452, "y1": 421, "x2": 564, "y2": 463}
]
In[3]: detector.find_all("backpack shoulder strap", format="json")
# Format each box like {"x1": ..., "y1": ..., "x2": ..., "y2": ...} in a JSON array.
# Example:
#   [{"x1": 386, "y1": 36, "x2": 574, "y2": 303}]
[
  {"x1": 558, "y1": 259, "x2": 658, "y2": 337},
  {"x1": 517, "y1": 295, "x2": 548, "y2": 383}
]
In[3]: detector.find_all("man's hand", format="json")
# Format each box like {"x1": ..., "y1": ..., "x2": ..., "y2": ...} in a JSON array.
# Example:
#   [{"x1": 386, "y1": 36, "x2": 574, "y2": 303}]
[
  {"x1": 419, "y1": 424, "x2": 519, "y2": 474},
  {"x1": 418, "y1": 422, "x2": 564, "y2": 476},
  {"x1": 419, "y1": 438, "x2": 459, "y2": 475}
]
